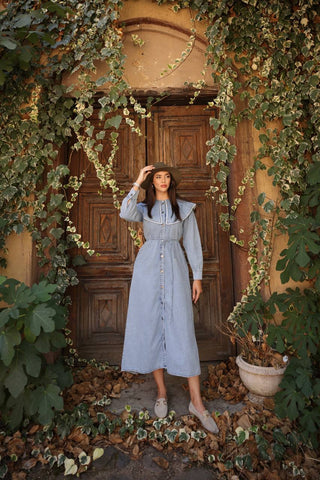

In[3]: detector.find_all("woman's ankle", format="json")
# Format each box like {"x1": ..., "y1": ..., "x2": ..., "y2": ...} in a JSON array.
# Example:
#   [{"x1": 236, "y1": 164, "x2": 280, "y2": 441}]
[
  {"x1": 190, "y1": 398, "x2": 205, "y2": 413},
  {"x1": 157, "y1": 390, "x2": 167, "y2": 399}
]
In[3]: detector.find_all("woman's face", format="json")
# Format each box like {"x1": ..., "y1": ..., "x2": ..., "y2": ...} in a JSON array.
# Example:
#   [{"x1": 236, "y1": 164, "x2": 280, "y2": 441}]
[{"x1": 152, "y1": 170, "x2": 171, "y2": 194}]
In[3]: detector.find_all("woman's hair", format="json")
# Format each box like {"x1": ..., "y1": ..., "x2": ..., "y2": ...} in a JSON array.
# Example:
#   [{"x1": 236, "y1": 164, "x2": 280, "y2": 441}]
[{"x1": 143, "y1": 172, "x2": 181, "y2": 221}]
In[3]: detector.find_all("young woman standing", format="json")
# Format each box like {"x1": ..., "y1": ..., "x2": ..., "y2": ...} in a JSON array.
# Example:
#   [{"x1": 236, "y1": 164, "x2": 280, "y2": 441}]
[{"x1": 120, "y1": 163, "x2": 219, "y2": 434}]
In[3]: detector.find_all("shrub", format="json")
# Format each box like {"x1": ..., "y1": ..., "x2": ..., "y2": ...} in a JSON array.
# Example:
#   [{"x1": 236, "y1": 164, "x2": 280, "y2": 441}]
[{"x1": 0, "y1": 276, "x2": 73, "y2": 429}]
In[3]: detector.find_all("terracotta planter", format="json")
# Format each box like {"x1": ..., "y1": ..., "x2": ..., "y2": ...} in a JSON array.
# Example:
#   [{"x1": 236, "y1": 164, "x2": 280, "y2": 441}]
[{"x1": 236, "y1": 354, "x2": 287, "y2": 403}]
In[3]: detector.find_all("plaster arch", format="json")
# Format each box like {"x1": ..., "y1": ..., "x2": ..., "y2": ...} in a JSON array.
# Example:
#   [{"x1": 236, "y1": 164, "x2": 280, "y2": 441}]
[{"x1": 120, "y1": 17, "x2": 213, "y2": 90}]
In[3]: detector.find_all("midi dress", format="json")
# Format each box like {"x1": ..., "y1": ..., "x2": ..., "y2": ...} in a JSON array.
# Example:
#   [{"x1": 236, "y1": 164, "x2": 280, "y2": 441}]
[{"x1": 120, "y1": 187, "x2": 203, "y2": 377}]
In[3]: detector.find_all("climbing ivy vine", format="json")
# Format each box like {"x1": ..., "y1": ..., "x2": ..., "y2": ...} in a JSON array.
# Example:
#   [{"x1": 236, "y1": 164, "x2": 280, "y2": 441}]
[{"x1": 0, "y1": 0, "x2": 319, "y2": 444}]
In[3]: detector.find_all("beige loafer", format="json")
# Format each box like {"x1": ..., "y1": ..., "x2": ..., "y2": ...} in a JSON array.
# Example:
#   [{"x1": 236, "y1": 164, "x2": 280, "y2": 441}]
[
  {"x1": 154, "y1": 397, "x2": 168, "y2": 418},
  {"x1": 189, "y1": 401, "x2": 219, "y2": 434}
]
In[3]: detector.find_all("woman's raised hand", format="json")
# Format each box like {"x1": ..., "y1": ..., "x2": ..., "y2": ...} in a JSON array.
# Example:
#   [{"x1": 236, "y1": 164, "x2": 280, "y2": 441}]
[{"x1": 136, "y1": 165, "x2": 155, "y2": 186}]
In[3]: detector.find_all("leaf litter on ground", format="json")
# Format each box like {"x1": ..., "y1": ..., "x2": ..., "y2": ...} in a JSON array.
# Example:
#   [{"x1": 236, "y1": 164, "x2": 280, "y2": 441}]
[{"x1": 0, "y1": 357, "x2": 319, "y2": 479}]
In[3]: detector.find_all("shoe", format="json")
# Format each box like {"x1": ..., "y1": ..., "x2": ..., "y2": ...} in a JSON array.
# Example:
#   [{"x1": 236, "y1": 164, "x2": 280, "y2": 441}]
[
  {"x1": 154, "y1": 397, "x2": 168, "y2": 418},
  {"x1": 189, "y1": 401, "x2": 219, "y2": 434}
]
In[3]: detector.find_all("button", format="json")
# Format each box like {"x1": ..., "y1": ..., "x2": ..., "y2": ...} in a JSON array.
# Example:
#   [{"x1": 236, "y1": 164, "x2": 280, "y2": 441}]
[
  {"x1": 160, "y1": 254, "x2": 164, "y2": 258},
  {"x1": 160, "y1": 270, "x2": 163, "y2": 273}
]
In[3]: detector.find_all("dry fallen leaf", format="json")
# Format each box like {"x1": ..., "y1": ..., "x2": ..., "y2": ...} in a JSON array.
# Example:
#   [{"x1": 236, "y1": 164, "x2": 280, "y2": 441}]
[
  {"x1": 132, "y1": 444, "x2": 139, "y2": 457},
  {"x1": 109, "y1": 433, "x2": 123, "y2": 444},
  {"x1": 12, "y1": 473, "x2": 27, "y2": 480},
  {"x1": 153, "y1": 456, "x2": 169, "y2": 469},
  {"x1": 237, "y1": 413, "x2": 252, "y2": 430},
  {"x1": 21, "y1": 458, "x2": 38, "y2": 470}
]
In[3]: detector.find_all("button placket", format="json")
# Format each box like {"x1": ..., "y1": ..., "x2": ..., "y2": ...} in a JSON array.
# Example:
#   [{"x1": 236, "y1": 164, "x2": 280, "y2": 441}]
[{"x1": 160, "y1": 201, "x2": 166, "y2": 357}]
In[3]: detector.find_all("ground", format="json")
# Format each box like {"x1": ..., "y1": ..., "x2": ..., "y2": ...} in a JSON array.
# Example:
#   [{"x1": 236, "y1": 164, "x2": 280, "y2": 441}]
[{"x1": 1, "y1": 358, "x2": 319, "y2": 480}]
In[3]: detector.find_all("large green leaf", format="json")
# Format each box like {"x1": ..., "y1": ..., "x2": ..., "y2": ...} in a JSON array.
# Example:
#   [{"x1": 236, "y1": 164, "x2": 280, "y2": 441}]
[
  {"x1": 13, "y1": 13, "x2": 32, "y2": 29},
  {"x1": 15, "y1": 283, "x2": 36, "y2": 308},
  {"x1": 0, "y1": 36, "x2": 19, "y2": 50},
  {"x1": 34, "y1": 332, "x2": 51, "y2": 353},
  {"x1": 47, "y1": 362, "x2": 73, "y2": 389},
  {"x1": 0, "y1": 327, "x2": 21, "y2": 366},
  {"x1": 31, "y1": 281, "x2": 56, "y2": 302},
  {"x1": 5, "y1": 392, "x2": 25, "y2": 429},
  {"x1": 32, "y1": 384, "x2": 63, "y2": 425},
  {"x1": 0, "y1": 309, "x2": 10, "y2": 329},
  {"x1": 4, "y1": 362, "x2": 27, "y2": 398},
  {"x1": 25, "y1": 304, "x2": 56, "y2": 336},
  {"x1": 0, "y1": 278, "x2": 19, "y2": 304},
  {"x1": 19, "y1": 343, "x2": 42, "y2": 377}
]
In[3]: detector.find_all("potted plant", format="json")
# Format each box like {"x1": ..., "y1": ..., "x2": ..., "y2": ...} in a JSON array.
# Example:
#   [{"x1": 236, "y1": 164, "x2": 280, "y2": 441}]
[{"x1": 225, "y1": 290, "x2": 289, "y2": 402}]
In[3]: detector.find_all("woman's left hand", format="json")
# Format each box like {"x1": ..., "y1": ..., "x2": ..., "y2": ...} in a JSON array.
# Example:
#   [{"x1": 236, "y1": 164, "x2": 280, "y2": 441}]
[{"x1": 192, "y1": 280, "x2": 202, "y2": 304}]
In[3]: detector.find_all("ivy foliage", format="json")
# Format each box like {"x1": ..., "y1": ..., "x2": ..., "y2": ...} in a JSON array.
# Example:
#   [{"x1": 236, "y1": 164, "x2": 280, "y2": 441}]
[{"x1": 0, "y1": 0, "x2": 320, "y2": 447}]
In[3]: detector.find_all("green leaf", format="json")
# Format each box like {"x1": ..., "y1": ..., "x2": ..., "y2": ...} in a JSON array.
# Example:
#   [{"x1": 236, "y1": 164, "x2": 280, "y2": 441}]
[
  {"x1": 25, "y1": 304, "x2": 56, "y2": 336},
  {"x1": 4, "y1": 363, "x2": 27, "y2": 398},
  {"x1": 0, "y1": 309, "x2": 10, "y2": 329},
  {"x1": 0, "y1": 327, "x2": 21, "y2": 365},
  {"x1": 257, "y1": 192, "x2": 266, "y2": 206},
  {"x1": 263, "y1": 200, "x2": 275, "y2": 213},
  {"x1": 105, "y1": 115, "x2": 122, "y2": 129},
  {"x1": 33, "y1": 384, "x2": 63, "y2": 424},
  {"x1": 136, "y1": 427, "x2": 148, "y2": 440},
  {"x1": 34, "y1": 332, "x2": 51, "y2": 353},
  {"x1": 164, "y1": 428, "x2": 178, "y2": 443},
  {"x1": 0, "y1": 278, "x2": 19, "y2": 304},
  {"x1": 50, "y1": 331, "x2": 67, "y2": 349},
  {"x1": 72, "y1": 255, "x2": 87, "y2": 266},
  {"x1": 31, "y1": 281, "x2": 56, "y2": 302},
  {"x1": 21, "y1": 344, "x2": 42, "y2": 377},
  {"x1": 0, "y1": 464, "x2": 8, "y2": 479},
  {"x1": 5, "y1": 392, "x2": 25, "y2": 429},
  {"x1": 0, "y1": 36, "x2": 19, "y2": 50},
  {"x1": 296, "y1": 247, "x2": 310, "y2": 267},
  {"x1": 282, "y1": 114, "x2": 292, "y2": 126},
  {"x1": 47, "y1": 362, "x2": 73, "y2": 389},
  {"x1": 42, "y1": 1, "x2": 73, "y2": 17},
  {"x1": 23, "y1": 326, "x2": 37, "y2": 343},
  {"x1": 209, "y1": 117, "x2": 220, "y2": 130},
  {"x1": 13, "y1": 14, "x2": 32, "y2": 28},
  {"x1": 15, "y1": 283, "x2": 36, "y2": 308},
  {"x1": 50, "y1": 227, "x2": 64, "y2": 239}
]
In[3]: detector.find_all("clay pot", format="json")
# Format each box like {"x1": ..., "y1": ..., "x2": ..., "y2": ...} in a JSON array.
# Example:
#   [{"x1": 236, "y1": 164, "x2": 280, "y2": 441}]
[{"x1": 236, "y1": 354, "x2": 287, "y2": 402}]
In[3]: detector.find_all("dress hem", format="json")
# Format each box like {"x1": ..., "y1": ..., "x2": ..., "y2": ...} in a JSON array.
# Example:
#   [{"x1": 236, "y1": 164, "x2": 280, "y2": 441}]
[{"x1": 121, "y1": 366, "x2": 201, "y2": 378}]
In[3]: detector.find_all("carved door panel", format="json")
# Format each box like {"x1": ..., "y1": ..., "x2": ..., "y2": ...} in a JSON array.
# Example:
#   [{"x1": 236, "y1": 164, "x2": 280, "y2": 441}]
[
  {"x1": 69, "y1": 114, "x2": 146, "y2": 363},
  {"x1": 69, "y1": 106, "x2": 234, "y2": 363},
  {"x1": 149, "y1": 106, "x2": 234, "y2": 360}
]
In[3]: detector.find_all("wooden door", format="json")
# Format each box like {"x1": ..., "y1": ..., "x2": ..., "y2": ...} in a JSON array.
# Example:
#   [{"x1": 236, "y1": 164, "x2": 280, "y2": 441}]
[
  {"x1": 149, "y1": 106, "x2": 234, "y2": 360},
  {"x1": 69, "y1": 105, "x2": 234, "y2": 363}
]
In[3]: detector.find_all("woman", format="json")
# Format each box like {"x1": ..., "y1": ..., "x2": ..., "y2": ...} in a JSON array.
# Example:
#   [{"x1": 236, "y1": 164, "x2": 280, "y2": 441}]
[{"x1": 120, "y1": 163, "x2": 219, "y2": 434}]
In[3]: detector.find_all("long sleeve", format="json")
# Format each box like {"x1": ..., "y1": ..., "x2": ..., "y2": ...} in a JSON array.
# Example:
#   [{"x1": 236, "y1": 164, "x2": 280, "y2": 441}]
[
  {"x1": 182, "y1": 210, "x2": 203, "y2": 280},
  {"x1": 120, "y1": 187, "x2": 143, "y2": 222}
]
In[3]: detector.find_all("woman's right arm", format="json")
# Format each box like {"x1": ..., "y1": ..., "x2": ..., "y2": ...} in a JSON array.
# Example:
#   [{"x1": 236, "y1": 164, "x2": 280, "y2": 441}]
[{"x1": 119, "y1": 165, "x2": 154, "y2": 222}]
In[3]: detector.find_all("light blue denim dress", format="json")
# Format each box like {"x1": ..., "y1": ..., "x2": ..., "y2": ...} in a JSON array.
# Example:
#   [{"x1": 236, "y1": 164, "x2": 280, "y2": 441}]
[{"x1": 120, "y1": 187, "x2": 202, "y2": 377}]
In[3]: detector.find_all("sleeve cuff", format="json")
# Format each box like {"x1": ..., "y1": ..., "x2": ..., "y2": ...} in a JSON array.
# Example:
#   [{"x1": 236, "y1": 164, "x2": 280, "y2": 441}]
[
  {"x1": 127, "y1": 187, "x2": 139, "y2": 198},
  {"x1": 193, "y1": 271, "x2": 202, "y2": 281}
]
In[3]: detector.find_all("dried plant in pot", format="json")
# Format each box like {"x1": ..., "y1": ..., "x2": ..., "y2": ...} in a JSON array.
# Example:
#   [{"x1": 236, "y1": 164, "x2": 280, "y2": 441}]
[{"x1": 225, "y1": 291, "x2": 289, "y2": 402}]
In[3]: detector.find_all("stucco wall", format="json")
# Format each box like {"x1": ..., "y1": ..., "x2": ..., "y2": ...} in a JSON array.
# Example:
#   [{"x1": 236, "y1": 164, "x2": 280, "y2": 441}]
[{"x1": 0, "y1": 232, "x2": 33, "y2": 286}]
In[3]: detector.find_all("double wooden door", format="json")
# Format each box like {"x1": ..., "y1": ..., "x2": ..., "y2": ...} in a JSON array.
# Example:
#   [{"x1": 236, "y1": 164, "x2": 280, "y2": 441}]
[{"x1": 69, "y1": 105, "x2": 234, "y2": 364}]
